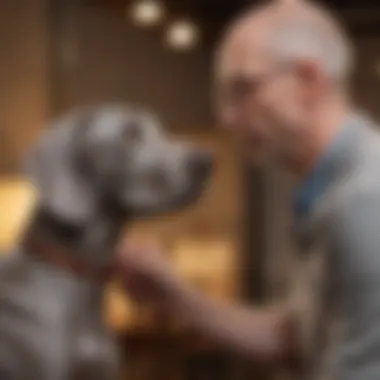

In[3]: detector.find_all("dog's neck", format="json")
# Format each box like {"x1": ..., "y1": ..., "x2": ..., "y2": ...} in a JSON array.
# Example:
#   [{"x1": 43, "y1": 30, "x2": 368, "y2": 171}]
[
  {"x1": 31, "y1": 208, "x2": 86, "y2": 245},
  {"x1": 24, "y1": 199, "x2": 128, "y2": 268}
]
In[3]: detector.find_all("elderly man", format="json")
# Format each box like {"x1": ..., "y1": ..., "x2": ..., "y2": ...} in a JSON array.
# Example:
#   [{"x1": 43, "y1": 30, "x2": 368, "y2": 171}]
[{"x1": 117, "y1": 1, "x2": 380, "y2": 379}]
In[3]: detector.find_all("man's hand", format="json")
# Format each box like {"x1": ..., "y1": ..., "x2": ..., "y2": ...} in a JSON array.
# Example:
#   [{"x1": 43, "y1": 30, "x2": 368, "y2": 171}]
[
  {"x1": 115, "y1": 240, "x2": 296, "y2": 368},
  {"x1": 115, "y1": 239, "x2": 182, "y2": 309}
]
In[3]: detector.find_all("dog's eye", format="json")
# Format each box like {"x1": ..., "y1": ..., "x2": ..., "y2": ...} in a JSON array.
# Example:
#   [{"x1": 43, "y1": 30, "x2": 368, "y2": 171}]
[{"x1": 123, "y1": 122, "x2": 141, "y2": 143}]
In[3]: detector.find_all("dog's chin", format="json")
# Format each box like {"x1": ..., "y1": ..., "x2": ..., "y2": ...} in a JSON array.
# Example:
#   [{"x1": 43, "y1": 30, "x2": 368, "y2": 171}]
[
  {"x1": 169, "y1": 183, "x2": 206, "y2": 211},
  {"x1": 131, "y1": 180, "x2": 208, "y2": 219}
]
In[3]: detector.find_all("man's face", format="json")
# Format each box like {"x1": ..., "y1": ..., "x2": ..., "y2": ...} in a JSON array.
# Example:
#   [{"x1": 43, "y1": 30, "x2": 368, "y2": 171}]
[{"x1": 215, "y1": 36, "x2": 317, "y2": 167}]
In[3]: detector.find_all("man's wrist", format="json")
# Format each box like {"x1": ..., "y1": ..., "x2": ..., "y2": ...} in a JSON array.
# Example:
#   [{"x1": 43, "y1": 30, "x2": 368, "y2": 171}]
[
  {"x1": 163, "y1": 279, "x2": 201, "y2": 318},
  {"x1": 277, "y1": 313, "x2": 304, "y2": 373}
]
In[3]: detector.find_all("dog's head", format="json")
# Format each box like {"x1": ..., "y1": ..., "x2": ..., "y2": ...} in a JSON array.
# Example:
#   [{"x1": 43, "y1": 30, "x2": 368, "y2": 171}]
[{"x1": 26, "y1": 105, "x2": 212, "y2": 225}]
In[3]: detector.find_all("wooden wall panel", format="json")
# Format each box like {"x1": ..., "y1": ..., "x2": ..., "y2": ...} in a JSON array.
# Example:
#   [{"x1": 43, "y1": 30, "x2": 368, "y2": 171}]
[{"x1": 0, "y1": 0, "x2": 48, "y2": 174}]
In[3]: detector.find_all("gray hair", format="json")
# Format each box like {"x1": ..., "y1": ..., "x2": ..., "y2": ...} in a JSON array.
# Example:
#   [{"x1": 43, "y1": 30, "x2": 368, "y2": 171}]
[{"x1": 267, "y1": 2, "x2": 354, "y2": 84}]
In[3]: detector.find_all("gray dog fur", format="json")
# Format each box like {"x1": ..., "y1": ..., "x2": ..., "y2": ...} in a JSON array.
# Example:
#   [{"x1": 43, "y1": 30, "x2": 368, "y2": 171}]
[{"x1": 0, "y1": 105, "x2": 212, "y2": 380}]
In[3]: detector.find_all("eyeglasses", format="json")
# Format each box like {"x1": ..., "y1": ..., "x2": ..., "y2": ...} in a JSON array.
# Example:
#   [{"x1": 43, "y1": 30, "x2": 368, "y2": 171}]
[{"x1": 215, "y1": 63, "x2": 293, "y2": 107}]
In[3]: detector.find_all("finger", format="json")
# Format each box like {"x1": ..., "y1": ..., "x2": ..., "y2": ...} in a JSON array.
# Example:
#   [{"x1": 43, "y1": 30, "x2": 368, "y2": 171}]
[
  {"x1": 116, "y1": 241, "x2": 144, "y2": 263},
  {"x1": 120, "y1": 234, "x2": 163, "y2": 250},
  {"x1": 116, "y1": 237, "x2": 141, "y2": 253}
]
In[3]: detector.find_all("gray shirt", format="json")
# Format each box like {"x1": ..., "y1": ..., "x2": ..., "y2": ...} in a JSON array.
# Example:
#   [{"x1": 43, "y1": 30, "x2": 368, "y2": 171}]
[{"x1": 287, "y1": 113, "x2": 380, "y2": 380}]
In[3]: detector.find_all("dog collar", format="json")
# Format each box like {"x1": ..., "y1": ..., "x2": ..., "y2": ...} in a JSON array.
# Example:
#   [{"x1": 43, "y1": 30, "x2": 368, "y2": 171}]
[{"x1": 22, "y1": 233, "x2": 116, "y2": 282}]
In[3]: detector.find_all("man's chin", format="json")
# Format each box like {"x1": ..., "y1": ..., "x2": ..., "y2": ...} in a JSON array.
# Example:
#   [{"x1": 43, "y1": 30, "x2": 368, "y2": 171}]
[
  {"x1": 244, "y1": 150, "x2": 278, "y2": 169},
  {"x1": 243, "y1": 149, "x2": 266, "y2": 166}
]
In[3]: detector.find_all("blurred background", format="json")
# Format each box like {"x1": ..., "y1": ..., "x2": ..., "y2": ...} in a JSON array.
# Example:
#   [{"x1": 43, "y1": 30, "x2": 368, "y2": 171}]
[{"x1": 0, "y1": 0, "x2": 380, "y2": 379}]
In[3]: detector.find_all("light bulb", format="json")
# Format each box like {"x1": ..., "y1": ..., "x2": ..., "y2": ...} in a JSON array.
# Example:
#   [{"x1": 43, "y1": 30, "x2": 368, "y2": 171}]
[
  {"x1": 130, "y1": 0, "x2": 165, "y2": 27},
  {"x1": 166, "y1": 20, "x2": 199, "y2": 51}
]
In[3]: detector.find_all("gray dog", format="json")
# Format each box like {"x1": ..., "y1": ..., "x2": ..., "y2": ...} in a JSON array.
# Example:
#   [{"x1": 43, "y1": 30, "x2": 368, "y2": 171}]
[{"x1": 0, "y1": 105, "x2": 212, "y2": 380}]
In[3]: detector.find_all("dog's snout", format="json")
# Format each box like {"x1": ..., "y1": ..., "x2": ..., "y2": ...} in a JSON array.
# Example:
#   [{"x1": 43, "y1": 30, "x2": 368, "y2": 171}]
[{"x1": 187, "y1": 150, "x2": 213, "y2": 179}]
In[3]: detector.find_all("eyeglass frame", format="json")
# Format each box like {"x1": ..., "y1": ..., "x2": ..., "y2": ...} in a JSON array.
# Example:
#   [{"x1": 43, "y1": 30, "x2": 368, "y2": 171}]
[{"x1": 214, "y1": 62, "x2": 296, "y2": 108}]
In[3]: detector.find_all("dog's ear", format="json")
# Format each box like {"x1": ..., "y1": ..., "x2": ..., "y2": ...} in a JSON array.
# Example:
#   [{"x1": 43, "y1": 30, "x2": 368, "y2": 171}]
[{"x1": 25, "y1": 114, "x2": 98, "y2": 225}]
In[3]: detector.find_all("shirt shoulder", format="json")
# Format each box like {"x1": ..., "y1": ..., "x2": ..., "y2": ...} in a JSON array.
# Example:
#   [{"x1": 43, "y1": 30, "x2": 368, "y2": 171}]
[
  {"x1": 322, "y1": 161, "x2": 380, "y2": 259},
  {"x1": 324, "y1": 124, "x2": 380, "y2": 212}
]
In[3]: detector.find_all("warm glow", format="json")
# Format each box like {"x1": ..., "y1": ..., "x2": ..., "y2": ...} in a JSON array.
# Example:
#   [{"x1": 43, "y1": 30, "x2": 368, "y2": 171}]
[
  {"x1": 165, "y1": 20, "x2": 199, "y2": 51},
  {"x1": 0, "y1": 178, "x2": 36, "y2": 251},
  {"x1": 129, "y1": 0, "x2": 165, "y2": 27}
]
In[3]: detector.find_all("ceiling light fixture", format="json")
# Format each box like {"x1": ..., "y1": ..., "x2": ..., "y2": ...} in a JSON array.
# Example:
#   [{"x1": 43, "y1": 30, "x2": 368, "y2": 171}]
[
  {"x1": 165, "y1": 20, "x2": 199, "y2": 51},
  {"x1": 129, "y1": 0, "x2": 165, "y2": 27}
]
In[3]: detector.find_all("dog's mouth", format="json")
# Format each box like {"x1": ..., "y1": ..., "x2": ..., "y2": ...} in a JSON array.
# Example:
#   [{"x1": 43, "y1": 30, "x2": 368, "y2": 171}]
[
  {"x1": 172, "y1": 174, "x2": 210, "y2": 209},
  {"x1": 126, "y1": 150, "x2": 213, "y2": 219},
  {"x1": 176, "y1": 152, "x2": 213, "y2": 206},
  {"x1": 131, "y1": 178, "x2": 210, "y2": 219},
  {"x1": 132, "y1": 163, "x2": 213, "y2": 219}
]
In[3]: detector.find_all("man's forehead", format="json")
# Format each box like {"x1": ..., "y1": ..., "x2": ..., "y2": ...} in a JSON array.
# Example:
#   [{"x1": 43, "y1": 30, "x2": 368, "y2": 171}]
[
  {"x1": 215, "y1": 14, "x2": 273, "y2": 80},
  {"x1": 216, "y1": 42, "x2": 273, "y2": 82},
  {"x1": 217, "y1": 49, "x2": 262, "y2": 78}
]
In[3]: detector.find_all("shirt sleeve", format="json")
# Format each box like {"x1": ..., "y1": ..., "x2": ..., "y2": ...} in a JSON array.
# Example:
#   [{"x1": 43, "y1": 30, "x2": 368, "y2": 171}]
[
  {"x1": 327, "y1": 187, "x2": 380, "y2": 272},
  {"x1": 280, "y1": 245, "x2": 329, "y2": 372}
]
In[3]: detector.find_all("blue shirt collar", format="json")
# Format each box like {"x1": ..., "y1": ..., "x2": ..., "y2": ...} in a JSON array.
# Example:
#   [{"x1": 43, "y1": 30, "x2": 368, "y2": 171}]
[{"x1": 292, "y1": 114, "x2": 364, "y2": 219}]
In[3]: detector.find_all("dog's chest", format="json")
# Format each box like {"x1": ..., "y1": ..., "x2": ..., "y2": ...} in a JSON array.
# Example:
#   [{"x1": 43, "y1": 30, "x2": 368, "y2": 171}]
[
  {"x1": 70, "y1": 327, "x2": 119, "y2": 379},
  {"x1": 69, "y1": 296, "x2": 119, "y2": 380},
  {"x1": 0, "y1": 256, "x2": 119, "y2": 380}
]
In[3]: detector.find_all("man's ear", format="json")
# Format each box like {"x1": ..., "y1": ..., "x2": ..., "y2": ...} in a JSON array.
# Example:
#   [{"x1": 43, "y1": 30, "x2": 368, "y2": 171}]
[{"x1": 25, "y1": 115, "x2": 98, "y2": 225}]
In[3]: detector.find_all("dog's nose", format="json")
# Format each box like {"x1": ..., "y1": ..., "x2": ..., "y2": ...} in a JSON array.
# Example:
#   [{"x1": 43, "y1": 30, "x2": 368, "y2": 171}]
[{"x1": 188, "y1": 150, "x2": 213, "y2": 179}]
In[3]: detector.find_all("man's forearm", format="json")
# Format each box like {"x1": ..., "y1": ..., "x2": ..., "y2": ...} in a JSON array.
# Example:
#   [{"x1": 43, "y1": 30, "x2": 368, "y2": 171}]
[{"x1": 170, "y1": 284, "x2": 302, "y2": 369}]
